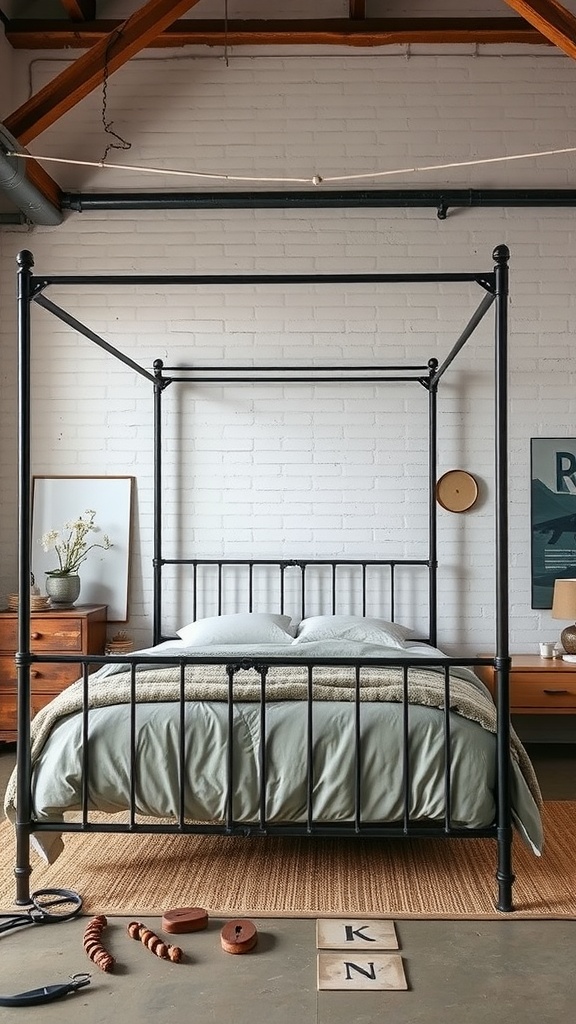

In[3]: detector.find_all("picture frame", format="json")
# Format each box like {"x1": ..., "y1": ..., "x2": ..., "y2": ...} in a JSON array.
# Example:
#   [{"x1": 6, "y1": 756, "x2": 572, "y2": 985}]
[
  {"x1": 32, "y1": 476, "x2": 134, "y2": 622},
  {"x1": 530, "y1": 439, "x2": 576, "y2": 609}
]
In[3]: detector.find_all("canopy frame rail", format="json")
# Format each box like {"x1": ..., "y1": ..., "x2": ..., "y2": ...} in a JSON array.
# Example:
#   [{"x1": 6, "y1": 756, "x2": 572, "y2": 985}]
[{"x1": 14, "y1": 244, "x2": 512, "y2": 912}]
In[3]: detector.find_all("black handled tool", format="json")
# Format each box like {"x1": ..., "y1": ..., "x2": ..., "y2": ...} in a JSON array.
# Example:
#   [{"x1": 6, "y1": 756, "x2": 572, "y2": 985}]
[{"x1": 0, "y1": 972, "x2": 91, "y2": 1006}]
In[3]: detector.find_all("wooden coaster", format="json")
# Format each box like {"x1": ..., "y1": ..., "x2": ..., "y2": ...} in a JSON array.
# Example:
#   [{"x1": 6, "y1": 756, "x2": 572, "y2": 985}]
[
  {"x1": 220, "y1": 919, "x2": 258, "y2": 954},
  {"x1": 162, "y1": 907, "x2": 209, "y2": 934}
]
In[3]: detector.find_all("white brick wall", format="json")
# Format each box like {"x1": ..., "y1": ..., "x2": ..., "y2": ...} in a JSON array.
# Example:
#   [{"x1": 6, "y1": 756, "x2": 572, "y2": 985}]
[{"x1": 2, "y1": 34, "x2": 576, "y2": 653}]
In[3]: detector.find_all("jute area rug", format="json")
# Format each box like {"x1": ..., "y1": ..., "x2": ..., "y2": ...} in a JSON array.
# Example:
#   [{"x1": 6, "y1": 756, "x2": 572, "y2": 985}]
[{"x1": 0, "y1": 802, "x2": 574, "y2": 919}]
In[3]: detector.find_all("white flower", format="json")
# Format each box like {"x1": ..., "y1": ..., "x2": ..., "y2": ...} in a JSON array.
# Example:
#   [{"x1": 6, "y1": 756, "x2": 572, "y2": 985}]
[
  {"x1": 41, "y1": 510, "x2": 113, "y2": 575},
  {"x1": 41, "y1": 529, "x2": 60, "y2": 552}
]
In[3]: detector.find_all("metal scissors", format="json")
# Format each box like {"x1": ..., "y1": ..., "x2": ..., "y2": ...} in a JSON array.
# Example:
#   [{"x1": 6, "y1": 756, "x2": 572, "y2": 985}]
[{"x1": 0, "y1": 887, "x2": 83, "y2": 936}]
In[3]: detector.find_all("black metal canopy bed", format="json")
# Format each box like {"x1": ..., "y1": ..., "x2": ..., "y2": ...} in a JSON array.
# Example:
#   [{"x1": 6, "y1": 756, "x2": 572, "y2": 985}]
[{"x1": 6, "y1": 244, "x2": 543, "y2": 914}]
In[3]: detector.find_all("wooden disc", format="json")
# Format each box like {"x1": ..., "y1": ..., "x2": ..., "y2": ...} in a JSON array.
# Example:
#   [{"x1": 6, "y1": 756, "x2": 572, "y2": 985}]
[
  {"x1": 436, "y1": 470, "x2": 478, "y2": 513},
  {"x1": 220, "y1": 919, "x2": 258, "y2": 954},
  {"x1": 162, "y1": 907, "x2": 209, "y2": 934}
]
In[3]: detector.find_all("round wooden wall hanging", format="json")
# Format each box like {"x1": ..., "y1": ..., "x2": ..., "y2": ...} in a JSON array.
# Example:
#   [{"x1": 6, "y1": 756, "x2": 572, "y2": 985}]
[{"x1": 435, "y1": 470, "x2": 478, "y2": 513}]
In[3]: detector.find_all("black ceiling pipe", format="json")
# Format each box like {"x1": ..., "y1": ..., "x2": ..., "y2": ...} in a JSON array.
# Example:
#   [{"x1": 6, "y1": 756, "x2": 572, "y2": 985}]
[{"x1": 60, "y1": 188, "x2": 576, "y2": 213}]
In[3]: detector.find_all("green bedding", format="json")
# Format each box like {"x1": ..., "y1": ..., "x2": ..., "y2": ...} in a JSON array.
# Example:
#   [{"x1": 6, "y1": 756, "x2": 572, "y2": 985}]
[{"x1": 4, "y1": 641, "x2": 543, "y2": 863}]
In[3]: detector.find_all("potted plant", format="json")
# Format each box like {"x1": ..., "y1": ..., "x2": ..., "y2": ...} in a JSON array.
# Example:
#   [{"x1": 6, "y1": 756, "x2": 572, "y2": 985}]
[{"x1": 41, "y1": 509, "x2": 112, "y2": 607}]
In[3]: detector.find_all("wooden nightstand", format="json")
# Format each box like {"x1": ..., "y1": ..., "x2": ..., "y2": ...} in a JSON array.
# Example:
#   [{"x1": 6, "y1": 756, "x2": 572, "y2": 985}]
[
  {"x1": 476, "y1": 655, "x2": 576, "y2": 715},
  {"x1": 0, "y1": 604, "x2": 107, "y2": 741}
]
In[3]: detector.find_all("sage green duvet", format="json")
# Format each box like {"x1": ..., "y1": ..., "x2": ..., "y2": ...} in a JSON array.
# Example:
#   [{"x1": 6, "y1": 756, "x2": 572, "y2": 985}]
[{"x1": 4, "y1": 640, "x2": 543, "y2": 863}]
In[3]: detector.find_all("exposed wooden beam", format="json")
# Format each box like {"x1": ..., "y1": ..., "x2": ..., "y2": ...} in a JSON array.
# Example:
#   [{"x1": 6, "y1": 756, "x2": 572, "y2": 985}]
[
  {"x1": 60, "y1": 0, "x2": 96, "y2": 20},
  {"x1": 4, "y1": 0, "x2": 203, "y2": 146},
  {"x1": 24, "y1": 158, "x2": 64, "y2": 210},
  {"x1": 502, "y1": 0, "x2": 576, "y2": 58},
  {"x1": 4, "y1": 17, "x2": 553, "y2": 50}
]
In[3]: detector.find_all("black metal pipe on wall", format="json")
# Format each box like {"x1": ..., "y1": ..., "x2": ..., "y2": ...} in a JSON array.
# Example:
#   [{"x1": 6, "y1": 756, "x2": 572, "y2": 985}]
[{"x1": 60, "y1": 188, "x2": 576, "y2": 213}]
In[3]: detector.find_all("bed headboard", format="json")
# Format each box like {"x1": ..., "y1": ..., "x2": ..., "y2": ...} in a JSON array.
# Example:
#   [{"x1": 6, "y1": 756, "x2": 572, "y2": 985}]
[{"x1": 157, "y1": 557, "x2": 433, "y2": 644}]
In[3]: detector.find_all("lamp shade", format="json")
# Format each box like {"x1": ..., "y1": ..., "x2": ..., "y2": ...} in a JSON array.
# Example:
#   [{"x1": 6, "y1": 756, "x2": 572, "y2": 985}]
[{"x1": 552, "y1": 579, "x2": 576, "y2": 620}]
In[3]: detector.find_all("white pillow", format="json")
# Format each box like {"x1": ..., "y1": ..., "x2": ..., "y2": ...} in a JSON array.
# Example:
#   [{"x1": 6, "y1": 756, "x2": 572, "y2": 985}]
[
  {"x1": 292, "y1": 614, "x2": 411, "y2": 648},
  {"x1": 176, "y1": 612, "x2": 296, "y2": 646}
]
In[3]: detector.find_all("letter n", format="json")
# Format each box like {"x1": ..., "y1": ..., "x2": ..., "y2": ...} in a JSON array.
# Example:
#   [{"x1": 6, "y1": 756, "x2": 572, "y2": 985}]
[{"x1": 344, "y1": 961, "x2": 376, "y2": 981}]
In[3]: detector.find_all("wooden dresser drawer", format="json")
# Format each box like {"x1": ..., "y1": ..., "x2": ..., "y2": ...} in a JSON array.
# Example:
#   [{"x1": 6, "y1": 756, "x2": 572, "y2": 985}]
[
  {"x1": 0, "y1": 657, "x2": 84, "y2": 691},
  {"x1": 0, "y1": 689, "x2": 64, "y2": 738},
  {"x1": 511, "y1": 673, "x2": 576, "y2": 710},
  {"x1": 0, "y1": 690, "x2": 17, "y2": 738},
  {"x1": 0, "y1": 655, "x2": 17, "y2": 687},
  {"x1": 0, "y1": 605, "x2": 107, "y2": 742},
  {"x1": 0, "y1": 617, "x2": 82, "y2": 651},
  {"x1": 0, "y1": 620, "x2": 17, "y2": 650},
  {"x1": 30, "y1": 618, "x2": 83, "y2": 651}
]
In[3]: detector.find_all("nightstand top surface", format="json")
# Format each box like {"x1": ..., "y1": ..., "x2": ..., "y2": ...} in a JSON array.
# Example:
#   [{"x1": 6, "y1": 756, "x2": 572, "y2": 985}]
[
  {"x1": 480, "y1": 654, "x2": 576, "y2": 672},
  {"x1": 0, "y1": 604, "x2": 107, "y2": 617}
]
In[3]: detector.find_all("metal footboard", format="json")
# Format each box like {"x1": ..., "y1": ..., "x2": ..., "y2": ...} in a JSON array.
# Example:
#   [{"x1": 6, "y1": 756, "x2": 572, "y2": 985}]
[{"x1": 14, "y1": 649, "x2": 508, "y2": 902}]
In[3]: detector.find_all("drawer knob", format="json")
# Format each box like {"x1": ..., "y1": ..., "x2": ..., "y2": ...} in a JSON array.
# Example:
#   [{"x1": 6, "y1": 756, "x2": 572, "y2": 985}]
[
  {"x1": 543, "y1": 688, "x2": 571, "y2": 695},
  {"x1": 30, "y1": 632, "x2": 41, "y2": 641},
  {"x1": 30, "y1": 669, "x2": 39, "y2": 678}
]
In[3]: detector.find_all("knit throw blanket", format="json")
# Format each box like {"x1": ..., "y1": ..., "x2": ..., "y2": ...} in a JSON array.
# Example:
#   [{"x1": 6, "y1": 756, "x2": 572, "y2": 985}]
[{"x1": 5, "y1": 660, "x2": 542, "y2": 812}]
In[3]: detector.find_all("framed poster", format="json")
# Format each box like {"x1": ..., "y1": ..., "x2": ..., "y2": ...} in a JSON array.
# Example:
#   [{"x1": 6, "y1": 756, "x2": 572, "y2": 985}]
[
  {"x1": 531, "y1": 439, "x2": 576, "y2": 609},
  {"x1": 32, "y1": 476, "x2": 134, "y2": 621}
]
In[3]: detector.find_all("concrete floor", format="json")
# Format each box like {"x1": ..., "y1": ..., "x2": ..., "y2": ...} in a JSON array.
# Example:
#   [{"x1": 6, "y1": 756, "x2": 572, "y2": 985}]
[{"x1": 0, "y1": 743, "x2": 575, "y2": 1023}]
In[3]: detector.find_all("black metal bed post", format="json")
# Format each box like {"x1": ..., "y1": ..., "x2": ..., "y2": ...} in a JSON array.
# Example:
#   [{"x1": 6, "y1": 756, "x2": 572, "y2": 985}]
[
  {"x1": 427, "y1": 358, "x2": 439, "y2": 647},
  {"x1": 153, "y1": 360, "x2": 164, "y2": 646},
  {"x1": 493, "y1": 243, "x2": 514, "y2": 912},
  {"x1": 15, "y1": 250, "x2": 34, "y2": 904}
]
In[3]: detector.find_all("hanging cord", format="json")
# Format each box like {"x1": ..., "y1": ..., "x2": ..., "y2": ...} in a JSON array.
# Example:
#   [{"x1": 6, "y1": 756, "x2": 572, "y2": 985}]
[
  {"x1": 100, "y1": 30, "x2": 132, "y2": 164},
  {"x1": 224, "y1": 0, "x2": 229, "y2": 67},
  {"x1": 9, "y1": 143, "x2": 576, "y2": 186}
]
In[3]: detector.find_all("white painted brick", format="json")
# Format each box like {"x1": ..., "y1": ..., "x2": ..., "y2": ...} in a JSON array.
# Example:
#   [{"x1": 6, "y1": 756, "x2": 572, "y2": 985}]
[{"x1": 2, "y1": 46, "x2": 576, "y2": 652}]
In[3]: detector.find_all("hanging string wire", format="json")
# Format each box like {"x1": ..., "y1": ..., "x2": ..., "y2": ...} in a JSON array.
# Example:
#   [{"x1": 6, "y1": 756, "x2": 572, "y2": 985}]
[
  {"x1": 223, "y1": 0, "x2": 229, "y2": 68},
  {"x1": 100, "y1": 29, "x2": 132, "y2": 164},
  {"x1": 7, "y1": 144, "x2": 576, "y2": 186}
]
